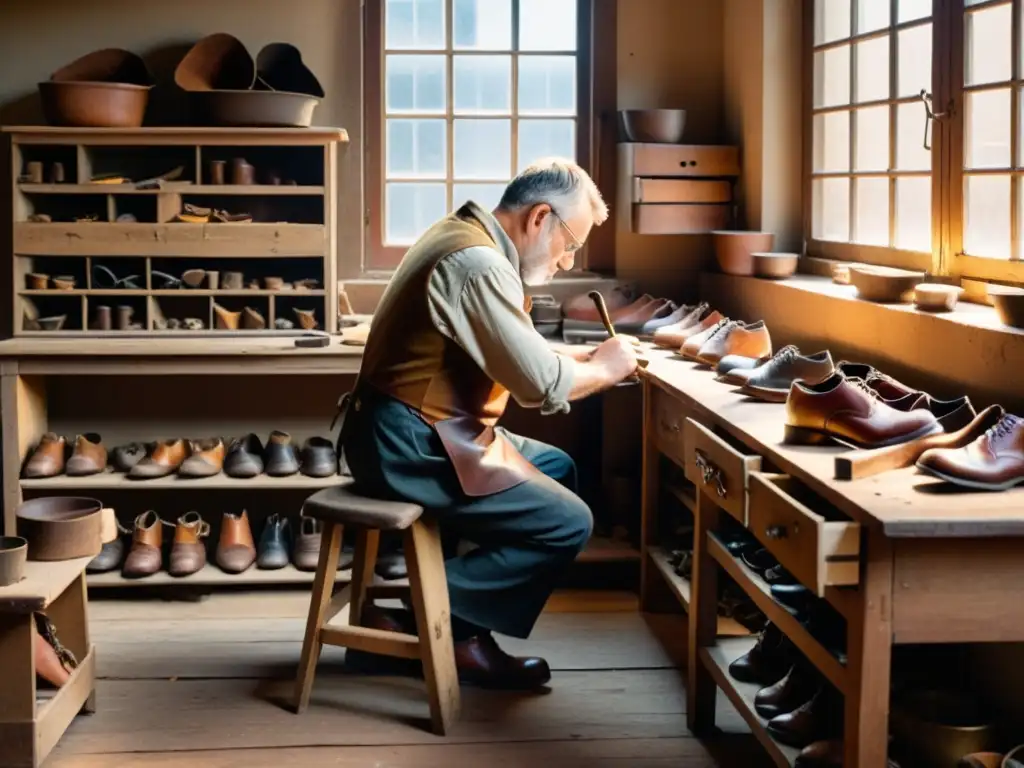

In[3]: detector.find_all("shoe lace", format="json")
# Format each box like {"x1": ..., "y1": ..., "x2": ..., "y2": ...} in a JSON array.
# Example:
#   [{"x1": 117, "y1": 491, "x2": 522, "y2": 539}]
[
  {"x1": 706, "y1": 318, "x2": 732, "y2": 339},
  {"x1": 846, "y1": 376, "x2": 884, "y2": 401},
  {"x1": 986, "y1": 414, "x2": 1021, "y2": 442},
  {"x1": 768, "y1": 345, "x2": 799, "y2": 367}
]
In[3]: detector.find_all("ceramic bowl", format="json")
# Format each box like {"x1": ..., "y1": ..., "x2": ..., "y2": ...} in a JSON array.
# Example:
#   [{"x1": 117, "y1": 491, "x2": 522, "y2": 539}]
[
  {"x1": 751, "y1": 252, "x2": 798, "y2": 279},
  {"x1": 39, "y1": 81, "x2": 151, "y2": 128},
  {"x1": 914, "y1": 283, "x2": 964, "y2": 312},
  {"x1": 712, "y1": 231, "x2": 775, "y2": 276},
  {"x1": 16, "y1": 496, "x2": 103, "y2": 561},
  {"x1": 0, "y1": 536, "x2": 27, "y2": 587},
  {"x1": 620, "y1": 109, "x2": 687, "y2": 143},
  {"x1": 848, "y1": 264, "x2": 925, "y2": 303},
  {"x1": 989, "y1": 285, "x2": 1024, "y2": 328},
  {"x1": 832, "y1": 262, "x2": 851, "y2": 285}
]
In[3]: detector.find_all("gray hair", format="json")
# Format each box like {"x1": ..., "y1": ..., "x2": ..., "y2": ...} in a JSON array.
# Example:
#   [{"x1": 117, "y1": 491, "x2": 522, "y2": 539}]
[{"x1": 497, "y1": 157, "x2": 609, "y2": 224}]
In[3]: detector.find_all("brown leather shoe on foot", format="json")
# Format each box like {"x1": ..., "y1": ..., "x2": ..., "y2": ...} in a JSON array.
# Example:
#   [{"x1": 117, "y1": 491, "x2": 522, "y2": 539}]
[
  {"x1": 169, "y1": 512, "x2": 210, "y2": 577},
  {"x1": 122, "y1": 511, "x2": 164, "y2": 578},
  {"x1": 216, "y1": 510, "x2": 256, "y2": 574},
  {"x1": 129, "y1": 439, "x2": 189, "y2": 479},
  {"x1": 179, "y1": 438, "x2": 226, "y2": 478},
  {"x1": 23, "y1": 433, "x2": 66, "y2": 478},
  {"x1": 65, "y1": 433, "x2": 107, "y2": 476}
]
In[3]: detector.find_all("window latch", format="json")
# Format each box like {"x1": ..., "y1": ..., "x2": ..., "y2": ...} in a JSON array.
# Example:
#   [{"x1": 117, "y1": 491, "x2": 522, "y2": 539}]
[{"x1": 919, "y1": 90, "x2": 954, "y2": 151}]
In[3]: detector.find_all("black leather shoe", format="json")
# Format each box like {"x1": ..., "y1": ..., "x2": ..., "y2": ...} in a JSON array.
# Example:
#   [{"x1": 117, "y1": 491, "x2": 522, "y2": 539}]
[
  {"x1": 771, "y1": 582, "x2": 813, "y2": 615},
  {"x1": 300, "y1": 436, "x2": 337, "y2": 477},
  {"x1": 755, "y1": 661, "x2": 820, "y2": 719},
  {"x1": 728, "y1": 622, "x2": 792, "y2": 685},
  {"x1": 375, "y1": 551, "x2": 407, "y2": 580},
  {"x1": 263, "y1": 431, "x2": 299, "y2": 477},
  {"x1": 87, "y1": 537, "x2": 125, "y2": 573},
  {"x1": 224, "y1": 433, "x2": 265, "y2": 478},
  {"x1": 257, "y1": 513, "x2": 290, "y2": 569},
  {"x1": 766, "y1": 685, "x2": 841, "y2": 749},
  {"x1": 764, "y1": 564, "x2": 799, "y2": 585}
]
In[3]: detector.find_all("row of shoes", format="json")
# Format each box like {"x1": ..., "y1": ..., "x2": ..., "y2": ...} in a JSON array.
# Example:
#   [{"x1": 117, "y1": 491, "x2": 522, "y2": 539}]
[{"x1": 21, "y1": 431, "x2": 337, "y2": 480}]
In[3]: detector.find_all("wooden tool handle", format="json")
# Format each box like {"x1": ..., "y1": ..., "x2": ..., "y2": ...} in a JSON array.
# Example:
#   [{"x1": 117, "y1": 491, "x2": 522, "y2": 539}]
[{"x1": 588, "y1": 291, "x2": 616, "y2": 336}]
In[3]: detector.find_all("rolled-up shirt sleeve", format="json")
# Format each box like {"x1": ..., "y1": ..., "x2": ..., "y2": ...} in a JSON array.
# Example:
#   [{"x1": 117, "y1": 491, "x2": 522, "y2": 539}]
[{"x1": 428, "y1": 247, "x2": 576, "y2": 415}]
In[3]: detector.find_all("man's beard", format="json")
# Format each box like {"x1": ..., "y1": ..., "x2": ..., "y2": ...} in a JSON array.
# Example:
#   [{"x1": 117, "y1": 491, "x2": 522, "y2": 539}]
[{"x1": 520, "y1": 232, "x2": 554, "y2": 286}]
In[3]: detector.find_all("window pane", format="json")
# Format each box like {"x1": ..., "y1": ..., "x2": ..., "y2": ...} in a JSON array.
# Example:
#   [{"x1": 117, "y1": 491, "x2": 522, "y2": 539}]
[
  {"x1": 454, "y1": 119, "x2": 511, "y2": 179},
  {"x1": 386, "y1": 183, "x2": 447, "y2": 245},
  {"x1": 813, "y1": 112, "x2": 851, "y2": 172},
  {"x1": 1018, "y1": 87, "x2": 1024, "y2": 167},
  {"x1": 857, "y1": 0, "x2": 890, "y2": 34},
  {"x1": 895, "y1": 177, "x2": 931, "y2": 251},
  {"x1": 519, "y1": 119, "x2": 575, "y2": 170},
  {"x1": 965, "y1": 175, "x2": 1011, "y2": 257},
  {"x1": 454, "y1": 55, "x2": 511, "y2": 114},
  {"x1": 454, "y1": 0, "x2": 512, "y2": 50},
  {"x1": 814, "y1": 46, "x2": 851, "y2": 108},
  {"x1": 966, "y1": 89, "x2": 1011, "y2": 169},
  {"x1": 518, "y1": 56, "x2": 576, "y2": 115},
  {"x1": 897, "y1": 24, "x2": 931, "y2": 98},
  {"x1": 855, "y1": 106, "x2": 890, "y2": 171},
  {"x1": 386, "y1": 119, "x2": 446, "y2": 178},
  {"x1": 855, "y1": 36, "x2": 890, "y2": 103},
  {"x1": 453, "y1": 183, "x2": 507, "y2": 212},
  {"x1": 966, "y1": 4, "x2": 1012, "y2": 86},
  {"x1": 854, "y1": 178, "x2": 890, "y2": 246},
  {"x1": 386, "y1": 0, "x2": 444, "y2": 50},
  {"x1": 812, "y1": 177, "x2": 851, "y2": 241},
  {"x1": 897, "y1": 0, "x2": 932, "y2": 24},
  {"x1": 520, "y1": 0, "x2": 576, "y2": 51},
  {"x1": 815, "y1": 0, "x2": 851, "y2": 44},
  {"x1": 386, "y1": 55, "x2": 446, "y2": 114},
  {"x1": 896, "y1": 101, "x2": 931, "y2": 170}
]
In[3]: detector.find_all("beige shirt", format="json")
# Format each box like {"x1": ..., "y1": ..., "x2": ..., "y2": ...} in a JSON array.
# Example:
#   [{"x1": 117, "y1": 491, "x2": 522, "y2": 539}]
[{"x1": 426, "y1": 203, "x2": 576, "y2": 415}]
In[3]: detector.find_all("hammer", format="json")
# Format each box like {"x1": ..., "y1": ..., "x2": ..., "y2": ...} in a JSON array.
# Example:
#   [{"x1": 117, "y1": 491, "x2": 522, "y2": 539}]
[{"x1": 588, "y1": 291, "x2": 647, "y2": 378}]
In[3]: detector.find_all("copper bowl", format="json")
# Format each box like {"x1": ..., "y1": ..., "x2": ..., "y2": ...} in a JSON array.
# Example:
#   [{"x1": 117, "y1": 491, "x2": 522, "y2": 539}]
[
  {"x1": 16, "y1": 497, "x2": 103, "y2": 561},
  {"x1": 712, "y1": 231, "x2": 775, "y2": 276},
  {"x1": 989, "y1": 284, "x2": 1024, "y2": 328},
  {"x1": 39, "y1": 81, "x2": 151, "y2": 128},
  {"x1": 751, "y1": 252, "x2": 799, "y2": 279},
  {"x1": 175, "y1": 33, "x2": 256, "y2": 91},
  {"x1": 620, "y1": 109, "x2": 687, "y2": 143}
]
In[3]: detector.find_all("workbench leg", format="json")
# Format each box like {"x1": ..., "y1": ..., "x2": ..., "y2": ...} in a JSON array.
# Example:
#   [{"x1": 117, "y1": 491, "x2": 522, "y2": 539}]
[
  {"x1": 687, "y1": 491, "x2": 720, "y2": 736},
  {"x1": 844, "y1": 528, "x2": 893, "y2": 767},
  {"x1": 0, "y1": 613, "x2": 37, "y2": 767},
  {"x1": 639, "y1": 381, "x2": 660, "y2": 611}
]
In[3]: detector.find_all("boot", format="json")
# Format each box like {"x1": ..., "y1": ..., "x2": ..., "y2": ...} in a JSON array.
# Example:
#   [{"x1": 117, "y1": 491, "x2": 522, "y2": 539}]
[
  {"x1": 215, "y1": 511, "x2": 257, "y2": 574},
  {"x1": 122, "y1": 511, "x2": 164, "y2": 578},
  {"x1": 168, "y1": 512, "x2": 210, "y2": 577}
]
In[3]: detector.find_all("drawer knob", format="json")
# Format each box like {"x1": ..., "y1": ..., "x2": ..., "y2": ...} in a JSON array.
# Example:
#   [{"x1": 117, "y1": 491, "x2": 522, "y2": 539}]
[
  {"x1": 765, "y1": 525, "x2": 788, "y2": 540},
  {"x1": 694, "y1": 450, "x2": 727, "y2": 498},
  {"x1": 679, "y1": 160, "x2": 698, "y2": 167}
]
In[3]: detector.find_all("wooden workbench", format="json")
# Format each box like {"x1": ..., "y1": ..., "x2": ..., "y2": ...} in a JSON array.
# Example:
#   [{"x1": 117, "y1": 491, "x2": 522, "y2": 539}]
[{"x1": 638, "y1": 348, "x2": 1024, "y2": 767}]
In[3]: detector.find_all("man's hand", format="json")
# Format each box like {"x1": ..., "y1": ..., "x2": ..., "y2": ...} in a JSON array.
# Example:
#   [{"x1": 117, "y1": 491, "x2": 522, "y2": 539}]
[{"x1": 591, "y1": 336, "x2": 639, "y2": 381}]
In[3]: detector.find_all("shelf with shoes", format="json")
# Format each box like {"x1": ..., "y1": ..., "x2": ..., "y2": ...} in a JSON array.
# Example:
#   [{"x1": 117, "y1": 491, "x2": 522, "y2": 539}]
[{"x1": 4, "y1": 126, "x2": 346, "y2": 338}]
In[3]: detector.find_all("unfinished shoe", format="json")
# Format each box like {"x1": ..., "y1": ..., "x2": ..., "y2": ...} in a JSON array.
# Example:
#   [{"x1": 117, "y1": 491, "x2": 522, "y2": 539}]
[
  {"x1": 215, "y1": 510, "x2": 257, "y2": 574},
  {"x1": 213, "y1": 209, "x2": 252, "y2": 223},
  {"x1": 214, "y1": 303, "x2": 241, "y2": 330},
  {"x1": 274, "y1": 318, "x2": 294, "y2": 330},
  {"x1": 242, "y1": 307, "x2": 266, "y2": 330},
  {"x1": 176, "y1": 203, "x2": 211, "y2": 223},
  {"x1": 168, "y1": 512, "x2": 210, "y2": 577},
  {"x1": 122, "y1": 510, "x2": 165, "y2": 578},
  {"x1": 181, "y1": 269, "x2": 206, "y2": 288},
  {"x1": 293, "y1": 308, "x2": 319, "y2": 330}
]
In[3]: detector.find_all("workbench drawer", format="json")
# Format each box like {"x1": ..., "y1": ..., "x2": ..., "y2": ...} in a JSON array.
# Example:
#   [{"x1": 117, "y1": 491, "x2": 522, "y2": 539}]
[
  {"x1": 629, "y1": 144, "x2": 740, "y2": 178},
  {"x1": 747, "y1": 472, "x2": 861, "y2": 596},
  {"x1": 632, "y1": 178, "x2": 733, "y2": 204},
  {"x1": 632, "y1": 204, "x2": 731, "y2": 234},
  {"x1": 650, "y1": 386, "x2": 688, "y2": 469},
  {"x1": 683, "y1": 418, "x2": 762, "y2": 524}
]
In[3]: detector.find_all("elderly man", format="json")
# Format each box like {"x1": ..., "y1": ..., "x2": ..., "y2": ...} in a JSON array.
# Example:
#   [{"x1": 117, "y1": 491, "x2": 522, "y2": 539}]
[{"x1": 339, "y1": 158, "x2": 638, "y2": 689}]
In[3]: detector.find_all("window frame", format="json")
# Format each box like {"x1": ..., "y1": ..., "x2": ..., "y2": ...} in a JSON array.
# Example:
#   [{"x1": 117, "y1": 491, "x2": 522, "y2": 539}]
[{"x1": 363, "y1": 0, "x2": 594, "y2": 272}]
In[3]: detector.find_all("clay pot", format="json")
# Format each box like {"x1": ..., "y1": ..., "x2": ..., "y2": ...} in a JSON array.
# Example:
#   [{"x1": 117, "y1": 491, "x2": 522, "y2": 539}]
[
  {"x1": 989, "y1": 285, "x2": 1024, "y2": 328},
  {"x1": 209, "y1": 160, "x2": 226, "y2": 185},
  {"x1": 914, "y1": 283, "x2": 963, "y2": 313},
  {"x1": 712, "y1": 231, "x2": 775, "y2": 276},
  {"x1": 27, "y1": 273, "x2": 49, "y2": 290},
  {"x1": 25, "y1": 161, "x2": 44, "y2": 184},
  {"x1": 0, "y1": 536, "x2": 27, "y2": 587},
  {"x1": 39, "y1": 82, "x2": 150, "y2": 128},
  {"x1": 231, "y1": 158, "x2": 255, "y2": 185},
  {"x1": 16, "y1": 497, "x2": 103, "y2": 561},
  {"x1": 751, "y1": 252, "x2": 798, "y2": 280},
  {"x1": 848, "y1": 264, "x2": 925, "y2": 303},
  {"x1": 256, "y1": 43, "x2": 325, "y2": 97},
  {"x1": 175, "y1": 33, "x2": 255, "y2": 91},
  {"x1": 620, "y1": 109, "x2": 687, "y2": 144}
]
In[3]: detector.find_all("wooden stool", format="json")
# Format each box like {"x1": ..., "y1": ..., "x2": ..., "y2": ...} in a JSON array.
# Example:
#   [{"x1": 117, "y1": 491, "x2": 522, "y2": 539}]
[{"x1": 292, "y1": 485, "x2": 460, "y2": 735}]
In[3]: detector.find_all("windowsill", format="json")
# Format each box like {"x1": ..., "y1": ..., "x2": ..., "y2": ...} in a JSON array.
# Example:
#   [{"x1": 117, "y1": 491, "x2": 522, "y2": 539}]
[{"x1": 700, "y1": 271, "x2": 1024, "y2": 410}]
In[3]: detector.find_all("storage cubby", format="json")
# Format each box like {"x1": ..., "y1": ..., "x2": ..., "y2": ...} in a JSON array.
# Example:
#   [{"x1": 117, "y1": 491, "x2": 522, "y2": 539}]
[
  {"x1": 81, "y1": 145, "x2": 198, "y2": 186},
  {"x1": 211, "y1": 295, "x2": 271, "y2": 331},
  {"x1": 177, "y1": 193, "x2": 325, "y2": 224},
  {"x1": 14, "y1": 144, "x2": 78, "y2": 184},
  {"x1": 21, "y1": 294, "x2": 85, "y2": 332},
  {"x1": 274, "y1": 295, "x2": 324, "y2": 331},
  {"x1": 86, "y1": 295, "x2": 147, "y2": 331},
  {"x1": 19, "y1": 193, "x2": 107, "y2": 222},
  {"x1": 109, "y1": 194, "x2": 158, "y2": 224},
  {"x1": 150, "y1": 296, "x2": 212, "y2": 331},
  {"x1": 89, "y1": 258, "x2": 147, "y2": 290},
  {"x1": 198, "y1": 145, "x2": 325, "y2": 187},
  {"x1": 17, "y1": 255, "x2": 89, "y2": 293}
]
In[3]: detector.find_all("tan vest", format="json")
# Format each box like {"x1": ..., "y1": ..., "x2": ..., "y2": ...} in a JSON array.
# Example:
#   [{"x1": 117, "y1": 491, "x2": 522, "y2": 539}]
[{"x1": 357, "y1": 204, "x2": 538, "y2": 496}]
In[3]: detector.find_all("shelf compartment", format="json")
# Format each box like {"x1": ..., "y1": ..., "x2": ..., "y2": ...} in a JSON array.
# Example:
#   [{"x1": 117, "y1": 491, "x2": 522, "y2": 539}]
[
  {"x1": 14, "y1": 222, "x2": 327, "y2": 257},
  {"x1": 87, "y1": 295, "x2": 147, "y2": 332},
  {"x1": 18, "y1": 193, "x2": 108, "y2": 223},
  {"x1": 17, "y1": 183, "x2": 325, "y2": 195},
  {"x1": 275, "y1": 294, "x2": 325, "y2": 332},
  {"x1": 708, "y1": 532, "x2": 849, "y2": 694},
  {"x1": 81, "y1": 145, "x2": 197, "y2": 186},
  {"x1": 199, "y1": 145, "x2": 325, "y2": 186},
  {"x1": 20, "y1": 294, "x2": 85, "y2": 333},
  {"x1": 212, "y1": 296, "x2": 271, "y2": 332},
  {"x1": 150, "y1": 295, "x2": 212, "y2": 331},
  {"x1": 700, "y1": 637, "x2": 802, "y2": 768},
  {"x1": 648, "y1": 545, "x2": 750, "y2": 637},
  {"x1": 14, "y1": 144, "x2": 79, "y2": 184},
  {"x1": 178, "y1": 194, "x2": 326, "y2": 225}
]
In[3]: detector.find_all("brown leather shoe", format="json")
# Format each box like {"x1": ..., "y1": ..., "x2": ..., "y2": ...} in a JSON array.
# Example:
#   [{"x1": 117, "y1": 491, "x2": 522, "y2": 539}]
[
  {"x1": 129, "y1": 439, "x2": 190, "y2": 479},
  {"x1": 917, "y1": 413, "x2": 1024, "y2": 491},
  {"x1": 23, "y1": 433, "x2": 66, "y2": 478},
  {"x1": 680, "y1": 316, "x2": 731, "y2": 359},
  {"x1": 796, "y1": 740, "x2": 843, "y2": 767},
  {"x1": 755, "y1": 661, "x2": 820, "y2": 718},
  {"x1": 215, "y1": 510, "x2": 256, "y2": 573},
  {"x1": 785, "y1": 373, "x2": 942, "y2": 449},
  {"x1": 122, "y1": 511, "x2": 164, "y2": 578},
  {"x1": 695, "y1": 319, "x2": 772, "y2": 366},
  {"x1": 766, "y1": 685, "x2": 840, "y2": 748},
  {"x1": 168, "y1": 512, "x2": 210, "y2": 577},
  {"x1": 835, "y1": 361, "x2": 917, "y2": 401},
  {"x1": 179, "y1": 438, "x2": 226, "y2": 478},
  {"x1": 651, "y1": 304, "x2": 710, "y2": 348},
  {"x1": 65, "y1": 433, "x2": 107, "y2": 477}
]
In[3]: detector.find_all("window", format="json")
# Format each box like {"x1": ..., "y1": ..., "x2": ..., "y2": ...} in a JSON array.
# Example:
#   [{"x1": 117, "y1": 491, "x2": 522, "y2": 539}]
[
  {"x1": 365, "y1": 0, "x2": 589, "y2": 270},
  {"x1": 806, "y1": 0, "x2": 1024, "y2": 285}
]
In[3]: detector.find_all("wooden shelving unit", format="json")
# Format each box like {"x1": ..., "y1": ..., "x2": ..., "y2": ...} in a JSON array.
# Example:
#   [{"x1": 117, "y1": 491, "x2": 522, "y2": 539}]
[
  {"x1": 3, "y1": 126, "x2": 347, "y2": 336},
  {"x1": 647, "y1": 545, "x2": 749, "y2": 636},
  {"x1": 21, "y1": 472, "x2": 349, "y2": 491}
]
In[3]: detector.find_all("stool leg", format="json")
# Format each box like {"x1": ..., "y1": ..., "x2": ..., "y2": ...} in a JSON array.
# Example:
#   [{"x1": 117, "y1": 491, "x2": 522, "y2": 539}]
[
  {"x1": 293, "y1": 521, "x2": 342, "y2": 714},
  {"x1": 405, "y1": 518, "x2": 460, "y2": 736},
  {"x1": 349, "y1": 528, "x2": 380, "y2": 627}
]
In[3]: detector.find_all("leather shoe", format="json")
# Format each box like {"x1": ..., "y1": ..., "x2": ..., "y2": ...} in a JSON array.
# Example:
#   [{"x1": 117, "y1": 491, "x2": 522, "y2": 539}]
[
  {"x1": 299, "y1": 436, "x2": 337, "y2": 478},
  {"x1": 728, "y1": 622, "x2": 792, "y2": 685},
  {"x1": 65, "y1": 433, "x2": 107, "y2": 476},
  {"x1": 130, "y1": 439, "x2": 189, "y2": 479},
  {"x1": 292, "y1": 516, "x2": 354, "y2": 571},
  {"x1": 122, "y1": 511, "x2": 164, "y2": 578},
  {"x1": 23, "y1": 433, "x2": 66, "y2": 478},
  {"x1": 755, "y1": 661, "x2": 820, "y2": 719},
  {"x1": 178, "y1": 438, "x2": 226, "y2": 478},
  {"x1": 796, "y1": 740, "x2": 843, "y2": 768},
  {"x1": 257, "y1": 513, "x2": 290, "y2": 570},
  {"x1": 766, "y1": 685, "x2": 841, "y2": 749},
  {"x1": 264, "y1": 431, "x2": 300, "y2": 477},
  {"x1": 87, "y1": 537, "x2": 125, "y2": 574},
  {"x1": 771, "y1": 583, "x2": 813, "y2": 615},
  {"x1": 215, "y1": 510, "x2": 256, "y2": 573},
  {"x1": 111, "y1": 442, "x2": 149, "y2": 473},
  {"x1": 375, "y1": 551, "x2": 408, "y2": 580},
  {"x1": 224, "y1": 433, "x2": 265, "y2": 478},
  {"x1": 169, "y1": 512, "x2": 210, "y2": 577},
  {"x1": 917, "y1": 413, "x2": 1024, "y2": 491}
]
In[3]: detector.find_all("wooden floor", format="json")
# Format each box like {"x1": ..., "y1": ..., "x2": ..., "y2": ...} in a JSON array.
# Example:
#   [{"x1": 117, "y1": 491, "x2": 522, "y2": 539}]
[{"x1": 45, "y1": 589, "x2": 771, "y2": 767}]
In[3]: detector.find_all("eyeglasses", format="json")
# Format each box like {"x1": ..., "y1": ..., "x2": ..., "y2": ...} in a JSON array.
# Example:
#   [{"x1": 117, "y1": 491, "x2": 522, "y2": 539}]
[{"x1": 552, "y1": 212, "x2": 584, "y2": 253}]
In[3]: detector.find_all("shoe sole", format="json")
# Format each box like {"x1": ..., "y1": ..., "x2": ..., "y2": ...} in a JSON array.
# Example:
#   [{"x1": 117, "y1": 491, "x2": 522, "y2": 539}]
[
  {"x1": 783, "y1": 422, "x2": 942, "y2": 450},
  {"x1": 914, "y1": 463, "x2": 1024, "y2": 492},
  {"x1": 739, "y1": 383, "x2": 790, "y2": 403}
]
